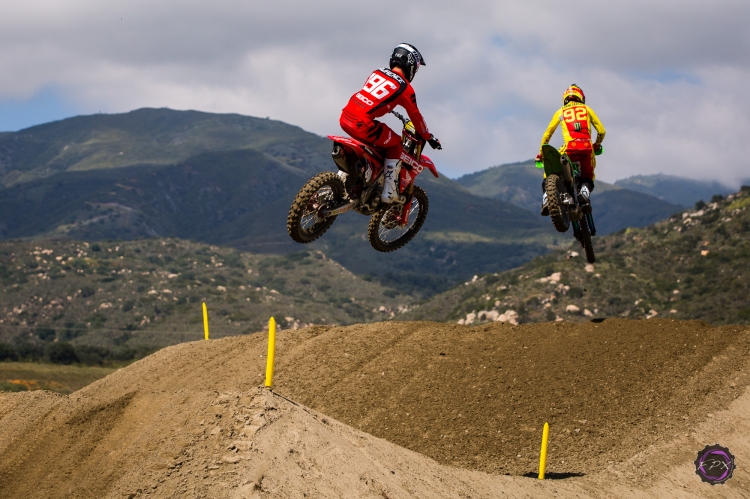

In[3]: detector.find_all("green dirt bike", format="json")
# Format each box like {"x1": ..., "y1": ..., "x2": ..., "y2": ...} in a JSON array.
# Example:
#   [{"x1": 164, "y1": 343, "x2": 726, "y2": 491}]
[{"x1": 536, "y1": 144, "x2": 599, "y2": 264}]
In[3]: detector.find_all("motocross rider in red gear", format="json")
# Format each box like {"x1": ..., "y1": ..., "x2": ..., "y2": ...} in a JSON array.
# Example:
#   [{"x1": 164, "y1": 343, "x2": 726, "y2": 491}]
[{"x1": 340, "y1": 43, "x2": 441, "y2": 204}]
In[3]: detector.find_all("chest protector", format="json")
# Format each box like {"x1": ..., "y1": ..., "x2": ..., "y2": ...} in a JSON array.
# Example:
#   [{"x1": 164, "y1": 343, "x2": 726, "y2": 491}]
[{"x1": 561, "y1": 104, "x2": 592, "y2": 152}]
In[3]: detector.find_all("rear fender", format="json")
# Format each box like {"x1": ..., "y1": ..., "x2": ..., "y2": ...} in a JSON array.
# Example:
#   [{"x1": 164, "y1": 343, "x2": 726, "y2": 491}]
[
  {"x1": 329, "y1": 135, "x2": 384, "y2": 183},
  {"x1": 328, "y1": 135, "x2": 384, "y2": 164}
]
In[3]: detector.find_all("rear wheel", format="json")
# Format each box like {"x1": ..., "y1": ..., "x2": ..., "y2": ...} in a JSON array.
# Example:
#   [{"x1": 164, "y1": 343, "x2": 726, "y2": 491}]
[
  {"x1": 287, "y1": 172, "x2": 344, "y2": 244},
  {"x1": 579, "y1": 215, "x2": 596, "y2": 263},
  {"x1": 545, "y1": 174, "x2": 570, "y2": 233},
  {"x1": 368, "y1": 186, "x2": 428, "y2": 252}
]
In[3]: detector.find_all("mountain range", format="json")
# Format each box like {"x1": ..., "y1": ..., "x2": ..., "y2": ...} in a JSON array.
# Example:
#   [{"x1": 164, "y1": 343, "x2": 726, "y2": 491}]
[
  {"x1": 0, "y1": 108, "x2": 734, "y2": 294},
  {"x1": 455, "y1": 160, "x2": 701, "y2": 235},
  {"x1": 614, "y1": 174, "x2": 736, "y2": 207}
]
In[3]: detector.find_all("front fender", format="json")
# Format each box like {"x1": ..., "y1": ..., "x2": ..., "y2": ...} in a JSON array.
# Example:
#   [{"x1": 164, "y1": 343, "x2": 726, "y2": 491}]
[{"x1": 420, "y1": 155, "x2": 439, "y2": 178}]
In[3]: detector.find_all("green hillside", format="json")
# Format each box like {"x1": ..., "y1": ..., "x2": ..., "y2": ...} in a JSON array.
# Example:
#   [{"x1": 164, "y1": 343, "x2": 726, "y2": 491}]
[
  {"x1": 404, "y1": 187, "x2": 750, "y2": 325},
  {"x1": 0, "y1": 108, "x2": 329, "y2": 186},
  {"x1": 455, "y1": 160, "x2": 683, "y2": 234},
  {"x1": 0, "y1": 108, "x2": 556, "y2": 294},
  {"x1": 0, "y1": 238, "x2": 410, "y2": 362}
]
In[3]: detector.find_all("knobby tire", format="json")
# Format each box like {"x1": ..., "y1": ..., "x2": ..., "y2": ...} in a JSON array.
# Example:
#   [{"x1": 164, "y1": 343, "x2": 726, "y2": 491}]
[
  {"x1": 579, "y1": 215, "x2": 596, "y2": 263},
  {"x1": 287, "y1": 172, "x2": 344, "y2": 244},
  {"x1": 368, "y1": 186, "x2": 429, "y2": 252},
  {"x1": 545, "y1": 174, "x2": 570, "y2": 233}
]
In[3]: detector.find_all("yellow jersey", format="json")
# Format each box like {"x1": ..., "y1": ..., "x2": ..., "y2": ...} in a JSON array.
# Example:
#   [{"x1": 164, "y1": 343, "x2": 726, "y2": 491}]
[{"x1": 540, "y1": 102, "x2": 605, "y2": 153}]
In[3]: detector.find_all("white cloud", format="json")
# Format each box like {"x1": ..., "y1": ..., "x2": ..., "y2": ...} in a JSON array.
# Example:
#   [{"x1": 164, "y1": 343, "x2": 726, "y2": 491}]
[{"x1": 0, "y1": 0, "x2": 748, "y2": 185}]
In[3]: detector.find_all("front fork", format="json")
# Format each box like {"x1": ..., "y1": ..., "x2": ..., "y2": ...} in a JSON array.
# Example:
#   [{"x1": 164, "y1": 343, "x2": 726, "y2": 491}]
[
  {"x1": 572, "y1": 213, "x2": 597, "y2": 241},
  {"x1": 397, "y1": 182, "x2": 415, "y2": 227}
]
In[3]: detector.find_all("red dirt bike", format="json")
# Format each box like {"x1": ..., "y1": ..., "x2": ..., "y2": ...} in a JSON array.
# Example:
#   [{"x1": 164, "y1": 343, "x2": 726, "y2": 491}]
[{"x1": 287, "y1": 111, "x2": 439, "y2": 252}]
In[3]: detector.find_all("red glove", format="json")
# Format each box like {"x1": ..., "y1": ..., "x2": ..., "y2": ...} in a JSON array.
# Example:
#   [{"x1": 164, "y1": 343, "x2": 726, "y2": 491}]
[
  {"x1": 535, "y1": 153, "x2": 543, "y2": 163},
  {"x1": 593, "y1": 143, "x2": 603, "y2": 155}
]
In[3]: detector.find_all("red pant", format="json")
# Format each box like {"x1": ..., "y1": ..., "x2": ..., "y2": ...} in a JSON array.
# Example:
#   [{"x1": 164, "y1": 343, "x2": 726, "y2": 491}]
[
  {"x1": 340, "y1": 117, "x2": 402, "y2": 159},
  {"x1": 565, "y1": 150, "x2": 594, "y2": 179}
]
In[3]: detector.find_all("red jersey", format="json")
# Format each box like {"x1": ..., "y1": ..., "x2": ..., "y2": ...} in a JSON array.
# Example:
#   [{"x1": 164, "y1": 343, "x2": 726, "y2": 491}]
[{"x1": 341, "y1": 68, "x2": 430, "y2": 141}]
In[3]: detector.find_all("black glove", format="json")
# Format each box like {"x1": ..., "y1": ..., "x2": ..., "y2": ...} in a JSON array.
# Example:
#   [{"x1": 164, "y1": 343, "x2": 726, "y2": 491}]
[
  {"x1": 428, "y1": 134, "x2": 442, "y2": 150},
  {"x1": 593, "y1": 143, "x2": 603, "y2": 155}
]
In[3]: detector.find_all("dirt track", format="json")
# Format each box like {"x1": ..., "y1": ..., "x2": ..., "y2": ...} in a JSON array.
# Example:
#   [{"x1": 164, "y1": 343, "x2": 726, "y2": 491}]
[{"x1": 1, "y1": 319, "x2": 749, "y2": 498}]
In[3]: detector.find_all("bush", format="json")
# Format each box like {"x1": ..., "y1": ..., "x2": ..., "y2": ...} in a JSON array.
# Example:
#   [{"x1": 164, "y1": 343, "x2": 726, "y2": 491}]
[
  {"x1": 711, "y1": 194, "x2": 724, "y2": 203},
  {"x1": 0, "y1": 342, "x2": 18, "y2": 361},
  {"x1": 80, "y1": 286, "x2": 96, "y2": 298},
  {"x1": 695, "y1": 200, "x2": 706, "y2": 210},
  {"x1": 112, "y1": 347, "x2": 137, "y2": 361},
  {"x1": 14, "y1": 341, "x2": 44, "y2": 361},
  {"x1": 75, "y1": 345, "x2": 111, "y2": 365},
  {"x1": 36, "y1": 327, "x2": 56, "y2": 342},
  {"x1": 46, "y1": 342, "x2": 79, "y2": 365}
]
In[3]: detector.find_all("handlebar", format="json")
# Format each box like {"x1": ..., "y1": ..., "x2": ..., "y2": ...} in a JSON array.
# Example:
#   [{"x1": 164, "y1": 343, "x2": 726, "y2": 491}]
[
  {"x1": 391, "y1": 110, "x2": 440, "y2": 149},
  {"x1": 390, "y1": 110, "x2": 408, "y2": 125}
]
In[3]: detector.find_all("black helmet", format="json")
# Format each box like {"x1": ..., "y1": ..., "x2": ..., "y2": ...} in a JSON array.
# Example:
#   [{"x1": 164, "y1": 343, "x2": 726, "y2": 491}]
[{"x1": 389, "y1": 43, "x2": 426, "y2": 82}]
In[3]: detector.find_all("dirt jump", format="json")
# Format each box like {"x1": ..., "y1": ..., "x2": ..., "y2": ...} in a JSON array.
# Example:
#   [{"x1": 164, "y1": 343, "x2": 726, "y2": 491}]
[{"x1": 1, "y1": 319, "x2": 749, "y2": 498}]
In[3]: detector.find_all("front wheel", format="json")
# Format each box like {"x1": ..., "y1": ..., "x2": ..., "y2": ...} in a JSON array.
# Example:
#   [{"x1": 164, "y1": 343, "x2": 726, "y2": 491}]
[
  {"x1": 545, "y1": 174, "x2": 570, "y2": 233},
  {"x1": 368, "y1": 186, "x2": 429, "y2": 252},
  {"x1": 287, "y1": 172, "x2": 344, "y2": 244}
]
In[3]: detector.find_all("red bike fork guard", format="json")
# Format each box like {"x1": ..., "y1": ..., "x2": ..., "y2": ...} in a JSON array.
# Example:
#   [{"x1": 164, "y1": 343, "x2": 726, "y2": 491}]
[{"x1": 400, "y1": 197, "x2": 414, "y2": 227}]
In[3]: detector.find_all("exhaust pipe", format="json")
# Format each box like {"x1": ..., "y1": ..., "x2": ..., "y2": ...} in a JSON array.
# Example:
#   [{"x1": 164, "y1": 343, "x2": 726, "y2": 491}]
[{"x1": 321, "y1": 199, "x2": 359, "y2": 217}]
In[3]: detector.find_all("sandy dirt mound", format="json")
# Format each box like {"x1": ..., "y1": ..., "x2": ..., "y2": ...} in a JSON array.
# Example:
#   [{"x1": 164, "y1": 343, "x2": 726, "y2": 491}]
[
  {"x1": 1, "y1": 319, "x2": 749, "y2": 498},
  {"x1": 276, "y1": 319, "x2": 750, "y2": 475}
]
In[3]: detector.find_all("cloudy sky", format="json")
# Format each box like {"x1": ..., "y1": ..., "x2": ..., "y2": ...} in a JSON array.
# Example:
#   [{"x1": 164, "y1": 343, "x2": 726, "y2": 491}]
[{"x1": 1, "y1": 0, "x2": 748, "y2": 185}]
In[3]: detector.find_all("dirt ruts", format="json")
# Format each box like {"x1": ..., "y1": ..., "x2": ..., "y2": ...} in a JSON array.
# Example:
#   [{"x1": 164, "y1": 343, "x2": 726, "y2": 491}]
[{"x1": 0, "y1": 318, "x2": 748, "y2": 498}]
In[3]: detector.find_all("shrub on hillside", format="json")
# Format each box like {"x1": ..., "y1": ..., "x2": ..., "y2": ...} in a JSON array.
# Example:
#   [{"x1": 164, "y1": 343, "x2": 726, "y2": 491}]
[
  {"x1": 46, "y1": 342, "x2": 79, "y2": 365},
  {"x1": 36, "y1": 327, "x2": 56, "y2": 342},
  {"x1": 14, "y1": 341, "x2": 44, "y2": 361},
  {"x1": 75, "y1": 345, "x2": 112, "y2": 365},
  {"x1": 0, "y1": 342, "x2": 18, "y2": 361}
]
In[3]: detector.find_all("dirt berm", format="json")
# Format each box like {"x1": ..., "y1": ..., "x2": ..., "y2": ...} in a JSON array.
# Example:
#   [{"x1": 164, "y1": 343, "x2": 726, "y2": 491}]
[{"x1": 1, "y1": 319, "x2": 749, "y2": 498}]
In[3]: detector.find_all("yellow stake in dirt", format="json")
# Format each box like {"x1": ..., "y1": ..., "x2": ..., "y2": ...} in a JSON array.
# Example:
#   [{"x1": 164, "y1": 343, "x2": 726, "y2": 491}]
[
  {"x1": 538, "y1": 422, "x2": 550, "y2": 480},
  {"x1": 264, "y1": 317, "x2": 276, "y2": 389},
  {"x1": 202, "y1": 302, "x2": 209, "y2": 340}
]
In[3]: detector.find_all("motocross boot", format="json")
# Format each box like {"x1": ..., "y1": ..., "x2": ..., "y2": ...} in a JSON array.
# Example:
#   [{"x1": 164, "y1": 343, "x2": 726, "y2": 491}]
[
  {"x1": 540, "y1": 179, "x2": 549, "y2": 216},
  {"x1": 578, "y1": 178, "x2": 594, "y2": 214},
  {"x1": 337, "y1": 170, "x2": 349, "y2": 200},
  {"x1": 578, "y1": 178, "x2": 593, "y2": 205},
  {"x1": 381, "y1": 159, "x2": 401, "y2": 204}
]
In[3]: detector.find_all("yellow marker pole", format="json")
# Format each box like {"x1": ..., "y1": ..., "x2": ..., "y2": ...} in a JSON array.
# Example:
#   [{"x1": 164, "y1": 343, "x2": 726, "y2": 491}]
[
  {"x1": 538, "y1": 422, "x2": 549, "y2": 480},
  {"x1": 202, "y1": 302, "x2": 209, "y2": 340},
  {"x1": 264, "y1": 317, "x2": 276, "y2": 389}
]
